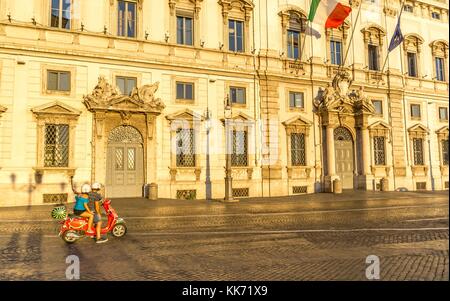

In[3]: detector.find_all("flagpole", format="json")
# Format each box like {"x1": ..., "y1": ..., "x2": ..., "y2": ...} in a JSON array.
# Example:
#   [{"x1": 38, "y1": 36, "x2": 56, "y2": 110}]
[
  {"x1": 300, "y1": 20, "x2": 310, "y2": 63},
  {"x1": 339, "y1": 2, "x2": 362, "y2": 71},
  {"x1": 382, "y1": 1, "x2": 405, "y2": 73}
]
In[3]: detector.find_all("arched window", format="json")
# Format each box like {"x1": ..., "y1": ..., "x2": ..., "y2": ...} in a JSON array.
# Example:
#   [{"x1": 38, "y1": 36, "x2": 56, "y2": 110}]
[
  {"x1": 168, "y1": 0, "x2": 203, "y2": 47},
  {"x1": 279, "y1": 9, "x2": 307, "y2": 60},
  {"x1": 429, "y1": 40, "x2": 448, "y2": 82},
  {"x1": 403, "y1": 34, "x2": 424, "y2": 78},
  {"x1": 361, "y1": 25, "x2": 386, "y2": 72},
  {"x1": 219, "y1": 0, "x2": 254, "y2": 53}
]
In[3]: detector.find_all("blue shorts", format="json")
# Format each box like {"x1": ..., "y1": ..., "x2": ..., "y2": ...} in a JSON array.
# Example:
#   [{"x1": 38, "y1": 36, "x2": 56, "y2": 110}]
[{"x1": 94, "y1": 214, "x2": 101, "y2": 224}]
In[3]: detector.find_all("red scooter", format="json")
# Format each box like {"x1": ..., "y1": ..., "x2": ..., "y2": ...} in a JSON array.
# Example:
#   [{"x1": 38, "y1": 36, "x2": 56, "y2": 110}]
[{"x1": 58, "y1": 199, "x2": 127, "y2": 244}]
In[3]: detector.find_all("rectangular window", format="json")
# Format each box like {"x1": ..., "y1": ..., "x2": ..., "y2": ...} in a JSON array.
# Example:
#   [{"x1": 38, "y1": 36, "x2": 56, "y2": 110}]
[
  {"x1": 44, "y1": 124, "x2": 69, "y2": 167},
  {"x1": 373, "y1": 136, "x2": 386, "y2": 165},
  {"x1": 118, "y1": 0, "x2": 137, "y2": 38},
  {"x1": 372, "y1": 100, "x2": 383, "y2": 115},
  {"x1": 368, "y1": 44, "x2": 379, "y2": 71},
  {"x1": 289, "y1": 92, "x2": 304, "y2": 109},
  {"x1": 404, "y1": 5, "x2": 413, "y2": 13},
  {"x1": 407, "y1": 52, "x2": 418, "y2": 77},
  {"x1": 330, "y1": 40, "x2": 342, "y2": 65},
  {"x1": 291, "y1": 133, "x2": 306, "y2": 166},
  {"x1": 442, "y1": 139, "x2": 449, "y2": 166},
  {"x1": 232, "y1": 130, "x2": 248, "y2": 166},
  {"x1": 439, "y1": 107, "x2": 448, "y2": 121},
  {"x1": 50, "y1": 0, "x2": 71, "y2": 29},
  {"x1": 116, "y1": 76, "x2": 137, "y2": 96},
  {"x1": 176, "y1": 82, "x2": 194, "y2": 100},
  {"x1": 413, "y1": 138, "x2": 424, "y2": 165},
  {"x1": 431, "y1": 12, "x2": 441, "y2": 20},
  {"x1": 230, "y1": 87, "x2": 246, "y2": 104},
  {"x1": 176, "y1": 128, "x2": 195, "y2": 167},
  {"x1": 177, "y1": 15, "x2": 193, "y2": 46},
  {"x1": 435, "y1": 57, "x2": 445, "y2": 81},
  {"x1": 287, "y1": 30, "x2": 300, "y2": 59},
  {"x1": 47, "y1": 70, "x2": 71, "y2": 92},
  {"x1": 410, "y1": 104, "x2": 421, "y2": 119},
  {"x1": 229, "y1": 19, "x2": 244, "y2": 52}
]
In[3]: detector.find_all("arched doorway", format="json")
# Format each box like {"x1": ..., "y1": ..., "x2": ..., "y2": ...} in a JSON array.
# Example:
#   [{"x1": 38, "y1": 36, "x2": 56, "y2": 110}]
[
  {"x1": 106, "y1": 125, "x2": 144, "y2": 198},
  {"x1": 334, "y1": 127, "x2": 354, "y2": 189}
]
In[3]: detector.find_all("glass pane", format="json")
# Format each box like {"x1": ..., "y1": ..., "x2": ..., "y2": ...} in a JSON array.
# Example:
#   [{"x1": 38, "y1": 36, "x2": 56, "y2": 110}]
[
  {"x1": 295, "y1": 93, "x2": 303, "y2": 108},
  {"x1": 236, "y1": 21, "x2": 243, "y2": 52},
  {"x1": 293, "y1": 32, "x2": 299, "y2": 59},
  {"x1": 443, "y1": 140, "x2": 449, "y2": 165},
  {"x1": 185, "y1": 18, "x2": 193, "y2": 45},
  {"x1": 176, "y1": 83, "x2": 184, "y2": 99},
  {"x1": 237, "y1": 88, "x2": 245, "y2": 104},
  {"x1": 335, "y1": 41, "x2": 342, "y2": 65},
  {"x1": 411, "y1": 105, "x2": 420, "y2": 117},
  {"x1": 373, "y1": 101, "x2": 382, "y2": 114},
  {"x1": 116, "y1": 77, "x2": 125, "y2": 95},
  {"x1": 440, "y1": 108, "x2": 448, "y2": 120},
  {"x1": 185, "y1": 84, "x2": 193, "y2": 99},
  {"x1": 47, "y1": 71, "x2": 58, "y2": 90},
  {"x1": 177, "y1": 17, "x2": 184, "y2": 44},
  {"x1": 408, "y1": 52, "x2": 417, "y2": 77},
  {"x1": 229, "y1": 20, "x2": 235, "y2": 51},
  {"x1": 127, "y1": 2, "x2": 136, "y2": 37},
  {"x1": 230, "y1": 88, "x2": 237, "y2": 103},
  {"x1": 289, "y1": 92, "x2": 295, "y2": 107},
  {"x1": 127, "y1": 148, "x2": 135, "y2": 170},
  {"x1": 118, "y1": 1, "x2": 126, "y2": 36},
  {"x1": 126, "y1": 78, "x2": 136, "y2": 95},
  {"x1": 115, "y1": 148, "x2": 124, "y2": 170},
  {"x1": 59, "y1": 72, "x2": 70, "y2": 91}
]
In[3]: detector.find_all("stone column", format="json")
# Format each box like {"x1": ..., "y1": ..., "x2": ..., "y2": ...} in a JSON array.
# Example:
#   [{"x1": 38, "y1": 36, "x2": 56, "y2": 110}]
[{"x1": 326, "y1": 125, "x2": 336, "y2": 176}]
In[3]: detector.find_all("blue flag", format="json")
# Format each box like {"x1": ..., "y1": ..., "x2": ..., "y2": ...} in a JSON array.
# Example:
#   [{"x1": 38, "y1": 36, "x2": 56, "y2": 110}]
[{"x1": 388, "y1": 12, "x2": 404, "y2": 52}]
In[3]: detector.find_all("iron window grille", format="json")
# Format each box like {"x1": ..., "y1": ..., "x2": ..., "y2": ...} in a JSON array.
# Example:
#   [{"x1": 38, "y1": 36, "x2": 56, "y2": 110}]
[
  {"x1": 229, "y1": 19, "x2": 244, "y2": 52},
  {"x1": 116, "y1": 76, "x2": 137, "y2": 96},
  {"x1": 176, "y1": 128, "x2": 195, "y2": 167},
  {"x1": 413, "y1": 138, "x2": 424, "y2": 165},
  {"x1": 232, "y1": 130, "x2": 248, "y2": 166},
  {"x1": 50, "y1": 0, "x2": 72, "y2": 29},
  {"x1": 43, "y1": 193, "x2": 68, "y2": 204},
  {"x1": 442, "y1": 139, "x2": 449, "y2": 166},
  {"x1": 373, "y1": 136, "x2": 386, "y2": 165},
  {"x1": 44, "y1": 124, "x2": 69, "y2": 167},
  {"x1": 118, "y1": 0, "x2": 137, "y2": 38},
  {"x1": 47, "y1": 70, "x2": 71, "y2": 92},
  {"x1": 291, "y1": 133, "x2": 306, "y2": 166}
]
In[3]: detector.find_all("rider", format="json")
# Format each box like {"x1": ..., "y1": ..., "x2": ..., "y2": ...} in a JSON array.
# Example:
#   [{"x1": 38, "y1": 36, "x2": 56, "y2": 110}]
[
  {"x1": 72, "y1": 183, "x2": 95, "y2": 235},
  {"x1": 88, "y1": 182, "x2": 108, "y2": 244}
]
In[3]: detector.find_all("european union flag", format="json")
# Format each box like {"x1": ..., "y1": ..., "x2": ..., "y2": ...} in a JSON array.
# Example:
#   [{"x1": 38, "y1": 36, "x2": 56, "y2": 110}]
[{"x1": 388, "y1": 16, "x2": 404, "y2": 52}]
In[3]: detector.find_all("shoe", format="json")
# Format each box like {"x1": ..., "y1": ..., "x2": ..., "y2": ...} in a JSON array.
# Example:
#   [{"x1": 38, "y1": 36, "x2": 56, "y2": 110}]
[
  {"x1": 96, "y1": 237, "x2": 108, "y2": 244},
  {"x1": 86, "y1": 229, "x2": 95, "y2": 234}
]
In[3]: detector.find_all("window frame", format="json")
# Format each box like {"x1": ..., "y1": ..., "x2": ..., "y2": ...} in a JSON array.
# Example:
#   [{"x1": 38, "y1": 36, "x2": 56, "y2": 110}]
[
  {"x1": 47, "y1": 70, "x2": 71, "y2": 92},
  {"x1": 176, "y1": 14, "x2": 194, "y2": 46},
  {"x1": 368, "y1": 44, "x2": 380, "y2": 71},
  {"x1": 229, "y1": 86, "x2": 246, "y2": 105},
  {"x1": 330, "y1": 40, "x2": 342, "y2": 66},
  {"x1": 231, "y1": 129, "x2": 248, "y2": 167},
  {"x1": 407, "y1": 52, "x2": 418, "y2": 77},
  {"x1": 439, "y1": 107, "x2": 448, "y2": 121},
  {"x1": 176, "y1": 81, "x2": 195, "y2": 101},
  {"x1": 117, "y1": 0, "x2": 138, "y2": 38},
  {"x1": 435, "y1": 57, "x2": 446, "y2": 81},
  {"x1": 373, "y1": 136, "x2": 386, "y2": 166},
  {"x1": 442, "y1": 139, "x2": 449, "y2": 166},
  {"x1": 228, "y1": 19, "x2": 244, "y2": 52},
  {"x1": 290, "y1": 132, "x2": 306, "y2": 166},
  {"x1": 175, "y1": 128, "x2": 196, "y2": 167},
  {"x1": 50, "y1": 0, "x2": 72, "y2": 30},
  {"x1": 410, "y1": 104, "x2": 422, "y2": 120},
  {"x1": 44, "y1": 123, "x2": 70, "y2": 168},
  {"x1": 115, "y1": 75, "x2": 137, "y2": 96},
  {"x1": 372, "y1": 100, "x2": 383, "y2": 116},
  {"x1": 288, "y1": 91, "x2": 304, "y2": 109},
  {"x1": 412, "y1": 137, "x2": 424, "y2": 165}
]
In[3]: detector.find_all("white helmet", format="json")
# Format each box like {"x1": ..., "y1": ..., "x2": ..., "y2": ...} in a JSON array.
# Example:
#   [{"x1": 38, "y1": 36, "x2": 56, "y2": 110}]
[
  {"x1": 81, "y1": 184, "x2": 91, "y2": 193},
  {"x1": 91, "y1": 182, "x2": 102, "y2": 190}
]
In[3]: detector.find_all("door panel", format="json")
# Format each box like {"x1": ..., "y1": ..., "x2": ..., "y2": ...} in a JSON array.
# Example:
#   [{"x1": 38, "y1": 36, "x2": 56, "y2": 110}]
[{"x1": 335, "y1": 140, "x2": 354, "y2": 189}]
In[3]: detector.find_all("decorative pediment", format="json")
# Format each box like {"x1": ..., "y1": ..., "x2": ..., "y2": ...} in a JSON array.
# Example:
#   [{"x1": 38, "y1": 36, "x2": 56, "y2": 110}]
[
  {"x1": 436, "y1": 126, "x2": 449, "y2": 139},
  {"x1": 429, "y1": 40, "x2": 449, "y2": 58},
  {"x1": 403, "y1": 34, "x2": 424, "y2": 52},
  {"x1": 283, "y1": 115, "x2": 312, "y2": 135},
  {"x1": 83, "y1": 76, "x2": 165, "y2": 115},
  {"x1": 219, "y1": 0, "x2": 254, "y2": 21},
  {"x1": 31, "y1": 101, "x2": 81, "y2": 117},
  {"x1": 314, "y1": 70, "x2": 374, "y2": 114},
  {"x1": 368, "y1": 121, "x2": 390, "y2": 137},
  {"x1": 408, "y1": 123, "x2": 429, "y2": 138},
  {"x1": 361, "y1": 24, "x2": 386, "y2": 45},
  {"x1": 166, "y1": 109, "x2": 205, "y2": 124}
]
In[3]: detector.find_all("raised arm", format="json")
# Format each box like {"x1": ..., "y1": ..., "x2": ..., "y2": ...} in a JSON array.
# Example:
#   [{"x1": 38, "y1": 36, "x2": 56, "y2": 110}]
[{"x1": 70, "y1": 176, "x2": 79, "y2": 195}]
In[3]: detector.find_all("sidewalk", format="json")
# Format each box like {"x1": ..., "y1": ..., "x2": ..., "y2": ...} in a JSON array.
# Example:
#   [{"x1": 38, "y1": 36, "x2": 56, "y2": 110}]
[{"x1": 0, "y1": 190, "x2": 447, "y2": 221}]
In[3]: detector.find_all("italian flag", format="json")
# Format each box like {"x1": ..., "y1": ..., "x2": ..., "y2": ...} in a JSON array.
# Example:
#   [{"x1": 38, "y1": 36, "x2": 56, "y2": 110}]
[{"x1": 308, "y1": 0, "x2": 352, "y2": 28}]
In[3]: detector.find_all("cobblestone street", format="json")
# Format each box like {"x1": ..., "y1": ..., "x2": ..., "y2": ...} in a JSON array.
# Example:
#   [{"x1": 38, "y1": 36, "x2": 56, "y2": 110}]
[{"x1": 0, "y1": 191, "x2": 448, "y2": 280}]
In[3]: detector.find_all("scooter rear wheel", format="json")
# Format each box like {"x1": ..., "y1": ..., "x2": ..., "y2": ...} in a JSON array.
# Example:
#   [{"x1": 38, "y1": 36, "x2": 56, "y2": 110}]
[
  {"x1": 62, "y1": 230, "x2": 79, "y2": 244},
  {"x1": 112, "y1": 223, "x2": 127, "y2": 237}
]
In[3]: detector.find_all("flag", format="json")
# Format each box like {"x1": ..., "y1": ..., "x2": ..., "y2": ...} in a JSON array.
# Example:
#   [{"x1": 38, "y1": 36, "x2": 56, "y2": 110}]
[
  {"x1": 308, "y1": 0, "x2": 352, "y2": 29},
  {"x1": 388, "y1": 10, "x2": 404, "y2": 52}
]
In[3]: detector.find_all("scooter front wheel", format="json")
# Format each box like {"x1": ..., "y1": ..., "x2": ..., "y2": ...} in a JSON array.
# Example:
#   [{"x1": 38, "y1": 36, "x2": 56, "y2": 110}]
[
  {"x1": 62, "y1": 230, "x2": 79, "y2": 244},
  {"x1": 112, "y1": 223, "x2": 127, "y2": 238}
]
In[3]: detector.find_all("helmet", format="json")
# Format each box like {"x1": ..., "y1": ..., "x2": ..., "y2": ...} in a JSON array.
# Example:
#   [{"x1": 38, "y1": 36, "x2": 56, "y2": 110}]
[
  {"x1": 91, "y1": 182, "x2": 102, "y2": 190},
  {"x1": 81, "y1": 184, "x2": 91, "y2": 193}
]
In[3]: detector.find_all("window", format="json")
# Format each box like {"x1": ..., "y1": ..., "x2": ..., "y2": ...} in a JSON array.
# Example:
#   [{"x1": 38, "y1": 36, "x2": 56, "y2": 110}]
[
  {"x1": 407, "y1": 52, "x2": 418, "y2": 77},
  {"x1": 330, "y1": 40, "x2": 342, "y2": 65},
  {"x1": 47, "y1": 70, "x2": 71, "y2": 92},
  {"x1": 177, "y1": 15, "x2": 193, "y2": 46},
  {"x1": 50, "y1": 0, "x2": 71, "y2": 29},
  {"x1": 230, "y1": 87, "x2": 246, "y2": 104},
  {"x1": 118, "y1": 0, "x2": 137, "y2": 38},
  {"x1": 176, "y1": 82, "x2": 194, "y2": 100},
  {"x1": 176, "y1": 128, "x2": 195, "y2": 167},
  {"x1": 368, "y1": 45, "x2": 379, "y2": 71},
  {"x1": 404, "y1": 5, "x2": 413, "y2": 13},
  {"x1": 413, "y1": 138, "x2": 424, "y2": 165},
  {"x1": 373, "y1": 136, "x2": 386, "y2": 165},
  {"x1": 442, "y1": 139, "x2": 449, "y2": 166},
  {"x1": 372, "y1": 100, "x2": 383, "y2": 115},
  {"x1": 229, "y1": 19, "x2": 244, "y2": 52},
  {"x1": 410, "y1": 104, "x2": 421, "y2": 118},
  {"x1": 435, "y1": 57, "x2": 445, "y2": 81},
  {"x1": 44, "y1": 124, "x2": 69, "y2": 167},
  {"x1": 287, "y1": 30, "x2": 300, "y2": 59},
  {"x1": 291, "y1": 133, "x2": 306, "y2": 166},
  {"x1": 116, "y1": 76, "x2": 137, "y2": 96},
  {"x1": 431, "y1": 12, "x2": 441, "y2": 20},
  {"x1": 439, "y1": 107, "x2": 448, "y2": 121},
  {"x1": 232, "y1": 130, "x2": 248, "y2": 166},
  {"x1": 289, "y1": 92, "x2": 304, "y2": 109}
]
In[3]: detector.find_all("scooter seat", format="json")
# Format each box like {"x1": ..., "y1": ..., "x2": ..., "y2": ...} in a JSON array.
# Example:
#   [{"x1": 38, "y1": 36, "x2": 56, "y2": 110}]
[{"x1": 68, "y1": 213, "x2": 84, "y2": 218}]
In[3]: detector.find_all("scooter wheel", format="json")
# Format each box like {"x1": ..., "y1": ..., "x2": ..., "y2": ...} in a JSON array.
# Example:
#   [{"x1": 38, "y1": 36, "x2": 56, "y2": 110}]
[
  {"x1": 62, "y1": 230, "x2": 78, "y2": 244},
  {"x1": 112, "y1": 223, "x2": 127, "y2": 238}
]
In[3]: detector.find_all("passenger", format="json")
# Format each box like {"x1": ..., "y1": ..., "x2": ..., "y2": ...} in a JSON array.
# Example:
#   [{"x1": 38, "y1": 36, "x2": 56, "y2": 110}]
[
  {"x1": 88, "y1": 182, "x2": 108, "y2": 244},
  {"x1": 72, "y1": 183, "x2": 95, "y2": 234}
]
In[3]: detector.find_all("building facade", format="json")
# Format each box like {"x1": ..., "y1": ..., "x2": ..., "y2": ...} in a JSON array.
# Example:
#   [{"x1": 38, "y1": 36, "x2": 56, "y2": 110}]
[{"x1": 0, "y1": 0, "x2": 448, "y2": 206}]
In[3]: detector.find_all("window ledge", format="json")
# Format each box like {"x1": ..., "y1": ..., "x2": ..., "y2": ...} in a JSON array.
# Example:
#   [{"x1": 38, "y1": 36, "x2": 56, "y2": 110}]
[
  {"x1": 411, "y1": 165, "x2": 429, "y2": 176},
  {"x1": 286, "y1": 166, "x2": 312, "y2": 179},
  {"x1": 33, "y1": 167, "x2": 76, "y2": 175},
  {"x1": 370, "y1": 165, "x2": 391, "y2": 175},
  {"x1": 169, "y1": 166, "x2": 201, "y2": 181}
]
